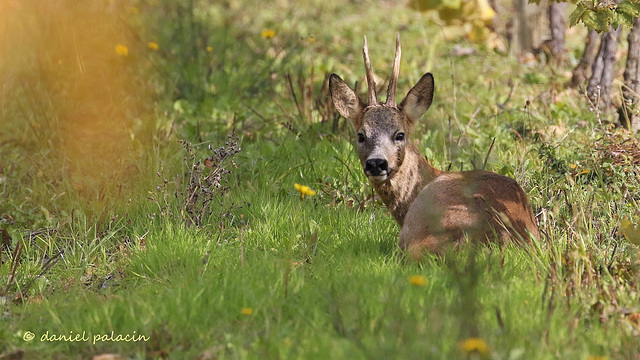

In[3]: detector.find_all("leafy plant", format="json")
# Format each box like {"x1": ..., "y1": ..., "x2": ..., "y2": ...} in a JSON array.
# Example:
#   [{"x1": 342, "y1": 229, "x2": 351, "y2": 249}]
[{"x1": 534, "y1": 0, "x2": 640, "y2": 32}]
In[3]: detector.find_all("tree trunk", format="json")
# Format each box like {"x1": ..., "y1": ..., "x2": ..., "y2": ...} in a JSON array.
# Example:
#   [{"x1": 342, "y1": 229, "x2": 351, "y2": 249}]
[
  {"x1": 567, "y1": 30, "x2": 599, "y2": 88},
  {"x1": 548, "y1": 1, "x2": 566, "y2": 62},
  {"x1": 587, "y1": 25, "x2": 622, "y2": 112},
  {"x1": 620, "y1": 17, "x2": 640, "y2": 133},
  {"x1": 510, "y1": 0, "x2": 549, "y2": 56}
]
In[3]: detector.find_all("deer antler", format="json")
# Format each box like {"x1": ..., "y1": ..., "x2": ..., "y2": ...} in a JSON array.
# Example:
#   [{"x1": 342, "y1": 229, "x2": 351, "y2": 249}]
[
  {"x1": 363, "y1": 35, "x2": 377, "y2": 105},
  {"x1": 386, "y1": 33, "x2": 401, "y2": 107}
]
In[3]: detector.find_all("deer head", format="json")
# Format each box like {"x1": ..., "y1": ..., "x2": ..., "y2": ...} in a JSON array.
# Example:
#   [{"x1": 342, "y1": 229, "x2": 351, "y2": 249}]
[{"x1": 330, "y1": 34, "x2": 434, "y2": 183}]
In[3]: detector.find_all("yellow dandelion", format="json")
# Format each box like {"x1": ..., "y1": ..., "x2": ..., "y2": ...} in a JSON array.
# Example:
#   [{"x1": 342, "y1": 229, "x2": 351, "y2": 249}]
[
  {"x1": 568, "y1": 163, "x2": 577, "y2": 169},
  {"x1": 307, "y1": 35, "x2": 316, "y2": 44},
  {"x1": 408, "y1": 275, "x2": 427, "y2": 286},
  {"x1": 241, "y1": 307, "x2": 253, "y2": 315},
  {"x1": 578, "y1": 169, "x2": 591, "y2": 175},
  {"x1": 294, "y1": 183, "x2": 316, "y2": 199},
  {"x1": 206, "y1": 46, "x2": 213, "y2": 52},
  {"x1": 261, "y1": 29, "x2": 276, "y2": 39},
  {"x1": 147, "y1": 42, "x2": 159, "y2": 51},
  {"x1": 115, "y1": 44, "x2": 129, "y2": 56},
  {"x1": 460, "y1": 337, "x2": 489, "y2": 356},
  {"x1": 128, "y1": 6, "x2": 139, "y2": 14}
]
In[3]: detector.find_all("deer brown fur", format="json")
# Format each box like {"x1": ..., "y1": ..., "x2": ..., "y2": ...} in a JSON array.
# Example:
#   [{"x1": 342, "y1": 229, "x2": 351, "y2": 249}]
[{"x1": 329, "y1": 35, "x2": 539, "y2": 259}]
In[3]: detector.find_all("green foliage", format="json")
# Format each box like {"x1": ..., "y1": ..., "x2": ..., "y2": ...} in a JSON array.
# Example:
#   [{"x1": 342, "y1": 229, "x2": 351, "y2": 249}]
[
  {"x1": 536, "y1": 0, "x2": 640, "y2": 32},
  {"x1": 573, "y1": 0, "x2": 638, "y2": 31}
]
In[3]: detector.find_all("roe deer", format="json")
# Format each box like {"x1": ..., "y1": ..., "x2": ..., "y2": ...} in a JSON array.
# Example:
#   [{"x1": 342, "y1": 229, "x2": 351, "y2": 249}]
[{"x1": 329, "y1": 34, "x2": 539, "y2": 259}]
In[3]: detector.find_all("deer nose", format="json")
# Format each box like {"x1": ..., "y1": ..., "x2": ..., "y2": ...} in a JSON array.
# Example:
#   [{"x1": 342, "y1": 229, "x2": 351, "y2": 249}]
[{"x1": 365, "y1": 158, "x2": 388, "y2": 176}]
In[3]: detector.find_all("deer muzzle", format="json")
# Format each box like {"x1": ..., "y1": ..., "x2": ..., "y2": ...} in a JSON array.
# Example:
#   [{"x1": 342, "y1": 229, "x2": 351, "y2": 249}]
[{"x1": 365, "y1": 158, "x2": 390, "y2": 181}]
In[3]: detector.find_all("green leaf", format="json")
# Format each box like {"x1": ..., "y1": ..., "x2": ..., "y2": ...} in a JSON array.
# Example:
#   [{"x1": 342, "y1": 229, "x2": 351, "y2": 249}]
[
  {"x1": 617, "y1": 1, "x2": 640, "y2": 29},
  {"x1": 598, "y1": 7, "x2": 619, "y2": 30},
  {"x1": 567, "y1": 0, "x2": 638, "y2": 31},
  {"x1": 610, "y1": 12, "x2": 623, "y2": 30},
  {"x1": 569, "y1": 4, "x2": 589, "y2": 27},
  {"x1": 581, "y1": 9, "x2": 602, "y2": 31},
  {"x1": 621, "y1": 217, "x2": 640, "y2": 246},
  {"x1": 618, "y1": 1, "x2": 640, "y2": 18},
  {"x1": 612, "y1": 11, "x2": 634, "y2": 29}
]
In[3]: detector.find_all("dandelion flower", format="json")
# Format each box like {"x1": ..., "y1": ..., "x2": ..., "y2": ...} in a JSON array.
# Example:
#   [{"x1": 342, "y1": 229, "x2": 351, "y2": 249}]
[
  {"x1": 261, "y1": 29, "x2": 276, "y2": 39},
  {"x1": 206, "y1": 46, "x2": 213, "y2": 52},
  {"x1": 241, "y1": 307, "x2": 253, "y2": 315},
  {"x1": 460, "y1": 337, "x2": 489, "y2": 356},
  {"x1": 408, "y1": 275, "x2": 427, "y2": 286},
  {"x1": 294, "y1": 183, "x2": 316, "y2": 199},
  {"x1": 115, "y1": 44, "x2": 129, "y2": 56},
  {"x1": 147, "y1": 42, "x2": 159, "y2": 51}
]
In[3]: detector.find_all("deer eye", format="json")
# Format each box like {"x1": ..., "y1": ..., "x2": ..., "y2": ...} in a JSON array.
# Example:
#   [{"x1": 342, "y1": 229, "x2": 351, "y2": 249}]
[
  {"x1": 395, "y1": 132, "x2": 405, "y2": 141},
  {"x1": 357, "y1": 133, "x2": 365, "y2": 143}
]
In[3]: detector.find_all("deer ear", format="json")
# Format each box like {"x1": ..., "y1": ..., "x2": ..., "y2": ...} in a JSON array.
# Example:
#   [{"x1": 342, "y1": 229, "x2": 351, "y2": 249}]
[
  {"x1": 400, "y1": 73, "x2": 434, "y2": 124},
  {"x1": 330, "y1": 74, "x2": 364, "y2": 124}
]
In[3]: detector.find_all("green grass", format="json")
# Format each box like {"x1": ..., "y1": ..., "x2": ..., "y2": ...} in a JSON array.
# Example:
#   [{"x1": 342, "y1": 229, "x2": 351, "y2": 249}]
[{"x1": 1, "y1": 0, "x2": 640, "y2": 359}]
